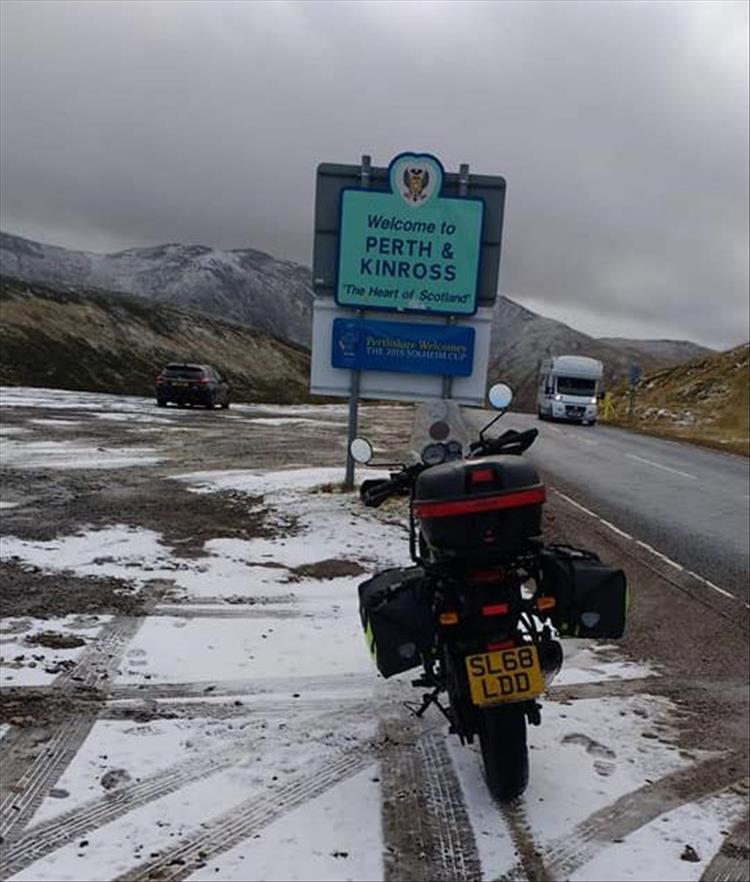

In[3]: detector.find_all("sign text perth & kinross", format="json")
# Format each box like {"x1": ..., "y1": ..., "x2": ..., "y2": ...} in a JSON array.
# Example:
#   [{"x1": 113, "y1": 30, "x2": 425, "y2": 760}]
[{"x1": 336, "y1": 153, "x2": 484, "y2": 316}]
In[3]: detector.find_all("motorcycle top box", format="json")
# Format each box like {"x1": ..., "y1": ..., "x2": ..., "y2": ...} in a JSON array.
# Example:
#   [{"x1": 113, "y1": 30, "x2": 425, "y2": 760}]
[{"x1": 413, "y1": 456, "x2": 545, "y2": 559}]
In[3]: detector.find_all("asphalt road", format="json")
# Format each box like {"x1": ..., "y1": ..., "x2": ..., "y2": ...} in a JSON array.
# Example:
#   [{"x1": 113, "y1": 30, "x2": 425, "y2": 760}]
[{"x1": 464, "y1": 410, "x2": 750, "y2": 602}]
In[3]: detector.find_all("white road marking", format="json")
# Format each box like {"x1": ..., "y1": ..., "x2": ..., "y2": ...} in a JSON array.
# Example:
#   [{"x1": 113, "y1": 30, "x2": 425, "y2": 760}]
[
  {"x1": 625, "y1": 453, "x2": 697, "y2": 480},
  {"x1": 550, "y1": 487, "x2": 740, "y2": 604},
  {"x1": 552, "y1": 489, "x2": 598, "y2": 520},
  {"x1": 684, "y1": 569, "x2": 737, "y2": 600},
  {"x1": 635, "y1": 540, "x2": 684, "y2": 571},
  {"x1": 598, "y1": 518, "x2": 634, "y2": 541}
]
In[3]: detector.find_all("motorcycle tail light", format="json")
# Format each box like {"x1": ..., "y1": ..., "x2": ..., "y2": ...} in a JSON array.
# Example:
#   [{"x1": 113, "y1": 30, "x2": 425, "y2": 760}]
[
  {"x1": 535, "y1": 596, "x2": 556, "y2": 612},
  {"x1": 439, "y1": 611, "x2": 459, "y2": 626},
  {"x1": 488, "y1": 639, "x2": 515, "y2": 651},
  {"x1": 469, "y1": 568, "x2": 504, "y2": 584},
  {"x1": 470, "y1": 468, "x2": 495, "y2": 485},
  {"x1": 482, "y1": 603, "x2": 509, "y2": 617}
]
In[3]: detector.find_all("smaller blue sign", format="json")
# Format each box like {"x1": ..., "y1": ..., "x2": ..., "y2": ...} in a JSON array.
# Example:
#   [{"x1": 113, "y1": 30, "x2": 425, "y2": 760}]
[{"x1": 332, "y1": 319, "x2": 475, "y2": 377}]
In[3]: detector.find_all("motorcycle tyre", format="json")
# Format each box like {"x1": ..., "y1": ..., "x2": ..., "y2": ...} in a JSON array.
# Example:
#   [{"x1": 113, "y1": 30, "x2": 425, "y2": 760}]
[{"x1": 478, "y1": 703, "x2": 529, "y2": 801}]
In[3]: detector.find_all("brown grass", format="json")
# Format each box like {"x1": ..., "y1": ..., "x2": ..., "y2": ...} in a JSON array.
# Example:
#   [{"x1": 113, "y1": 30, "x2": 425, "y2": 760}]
[{"x1": 603, "y1": 343, "x2": 749, "y2": 458}]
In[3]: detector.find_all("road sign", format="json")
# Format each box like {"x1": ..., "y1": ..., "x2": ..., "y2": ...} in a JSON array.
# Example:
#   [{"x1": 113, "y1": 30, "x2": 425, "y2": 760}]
[
  {"x1": 335, "y1": 153, "x2": 484, "y2": 316},
  {"x1": 332, "y1": 318, "x2": 475, "y2": 376},
  {"x1": 629, "y1": 364, "x2": 643, "y2": 387},
  {"x1": 314, "y1": 157, "x2": 506, "y2": 308},
  {"x1": 310, "y1": 299, "x2": 492, "y2": 406}
]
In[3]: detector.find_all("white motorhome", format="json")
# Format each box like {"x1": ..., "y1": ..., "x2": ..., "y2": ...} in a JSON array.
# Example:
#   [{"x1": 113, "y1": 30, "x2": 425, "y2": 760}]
[{"x1": 537, "y1": 355, "x2": 604, "y2": 424}]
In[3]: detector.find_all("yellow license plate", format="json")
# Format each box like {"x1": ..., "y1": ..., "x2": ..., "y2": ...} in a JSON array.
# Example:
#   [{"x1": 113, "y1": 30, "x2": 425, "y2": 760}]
[
  {"x1": 172, "y1": 381, "x2": 188, "y2": 387},
  {"x1": 465, "y1": 645, "x2": 545, "y2": 707}
]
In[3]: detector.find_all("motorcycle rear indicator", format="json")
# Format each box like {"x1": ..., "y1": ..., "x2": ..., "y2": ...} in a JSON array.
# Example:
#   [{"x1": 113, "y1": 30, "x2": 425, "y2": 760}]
[{"x1": 414, "y1": 456, "x2": 544, "y2": 558}]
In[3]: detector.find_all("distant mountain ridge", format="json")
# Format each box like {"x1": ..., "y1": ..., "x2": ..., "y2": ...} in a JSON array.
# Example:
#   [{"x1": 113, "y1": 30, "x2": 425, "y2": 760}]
[
  {"x1": 488, "y1": 297, "x2": 712, "y2": 410},
  {"x1": 0, "y1": 231, "x2": 313, "y2": 347},
  {"x1": 0, "y1": 275, "x2": 311, "y2": 402},
  {"x1": 1, "y1": 231, "x2": 712, "y2": 410}
]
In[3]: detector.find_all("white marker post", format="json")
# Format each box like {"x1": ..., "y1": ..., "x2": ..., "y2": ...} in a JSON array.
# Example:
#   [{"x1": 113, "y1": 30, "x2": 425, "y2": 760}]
[{"x1": 442, "y1": 163, "x2": 470, "y2": 401}]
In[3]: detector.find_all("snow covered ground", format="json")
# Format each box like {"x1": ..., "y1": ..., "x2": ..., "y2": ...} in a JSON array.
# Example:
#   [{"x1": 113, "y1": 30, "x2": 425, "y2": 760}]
[{"x1": 0, "y1": 387, "x2": 747, "y2": 881}]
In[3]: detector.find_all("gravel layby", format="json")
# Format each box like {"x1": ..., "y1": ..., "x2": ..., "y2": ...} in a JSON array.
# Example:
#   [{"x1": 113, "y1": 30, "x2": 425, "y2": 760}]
[{"x1": 0, "y1": 387, "x2": 748, "y2": 881}]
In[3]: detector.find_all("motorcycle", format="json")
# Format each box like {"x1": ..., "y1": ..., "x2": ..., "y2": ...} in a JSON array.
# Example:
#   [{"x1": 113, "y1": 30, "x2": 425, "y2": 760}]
[{"x1": 352, "y1": 383, "x2": 627, "y2": 801}]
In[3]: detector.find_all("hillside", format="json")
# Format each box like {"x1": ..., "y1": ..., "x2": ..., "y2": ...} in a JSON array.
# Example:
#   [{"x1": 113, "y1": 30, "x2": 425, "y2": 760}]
[
  {"x1": 0, "y1": 231, "x2": 313, "y2": 347},
  {"x1": 0, "y1": 276, "x2": 311, "y2": 403},
  {"x1": 487, "y1": 297, "x2": 712, "y2": 411},
  {"x1": 607, "y1": 343, "x2": 750, "y2": 456},
  {"x1": 1, "y1": 232, "x2": 714, "y2": 412}
]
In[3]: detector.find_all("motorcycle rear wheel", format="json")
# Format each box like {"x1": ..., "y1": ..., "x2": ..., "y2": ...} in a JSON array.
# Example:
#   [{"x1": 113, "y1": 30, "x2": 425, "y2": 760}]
[{"x1": 477, "y1": 703, "x2": 529, "y2": 801}]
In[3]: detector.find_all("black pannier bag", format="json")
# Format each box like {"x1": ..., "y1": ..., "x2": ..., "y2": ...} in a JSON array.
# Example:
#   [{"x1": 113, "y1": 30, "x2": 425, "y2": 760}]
[
  {"x1": 413, "y1": 456, "x2": 545, "y2": 560},
  {"x1": 358, "y1": 567, "x2": 435, "y2": 678},
  {"x1": 540, "y1": 545, "x2": 628, "y2": 639}
]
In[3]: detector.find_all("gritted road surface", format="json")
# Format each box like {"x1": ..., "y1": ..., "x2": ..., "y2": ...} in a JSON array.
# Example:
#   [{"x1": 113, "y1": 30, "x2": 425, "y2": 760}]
[{"x1": 465, "y1": 410, "x2": 750, "y2": 601}]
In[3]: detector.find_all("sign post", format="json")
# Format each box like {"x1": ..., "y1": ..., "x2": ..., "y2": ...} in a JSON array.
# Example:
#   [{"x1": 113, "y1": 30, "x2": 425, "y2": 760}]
[
  {"x1": 344, "y1": 155, "x2": 371, "y2": 490},
  {"x1": 443, "y1": 163, "x2": 470, "y2": 400},
  {"x1": 628, "y1": 363, "x2": 642, "y2": 421}
]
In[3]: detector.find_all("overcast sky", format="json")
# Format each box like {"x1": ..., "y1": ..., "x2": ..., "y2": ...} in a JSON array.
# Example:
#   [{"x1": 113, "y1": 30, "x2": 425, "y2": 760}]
[{"x1": 1, "y1": 0, "x2": 748, "y2": 348}]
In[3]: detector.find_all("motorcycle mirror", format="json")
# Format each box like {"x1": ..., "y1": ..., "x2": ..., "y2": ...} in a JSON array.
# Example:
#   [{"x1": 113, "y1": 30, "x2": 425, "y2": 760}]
[
  {"x1": 349, "y1": 437, "x2": 374, "y2": 464},
  {"x1": 488, "y1": 383, "x2": 513, "y2": 410}
]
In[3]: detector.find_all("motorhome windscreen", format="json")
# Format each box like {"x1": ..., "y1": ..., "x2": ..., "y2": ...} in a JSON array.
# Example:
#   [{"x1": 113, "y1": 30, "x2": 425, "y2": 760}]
[{"x1": 556, "y1": 376, "x2": 596, "y2": 396}]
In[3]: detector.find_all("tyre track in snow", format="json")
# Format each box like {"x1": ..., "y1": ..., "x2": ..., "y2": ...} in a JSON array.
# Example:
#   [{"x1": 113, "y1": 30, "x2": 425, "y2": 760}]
[
  {"x1": 58, "y1": 614, "x2": 145, "y2": 690},
  {"x1": 0, "y1": 708, "x2": 100, "y2": 845},
  {"x1": 380, "y1": 716, "x2": 481, "y2": 882},
  {"x1": 699, "y1": 812, "x2": 750, "y2": 882},
  {"x1": 0, "y1": 704, "x2": 370, "y2": 879},
  {"x1": 547, "y1": 676, "x2": 667, "y2": 702},
  {"x1": 103, "y1": 696, "x2": 371, "y2": 722},
  {"x1": 107, "y1": 671, "x2": 375, "y2": 702},
  {"x1": 0, "y1": 745, "x2": 239, "y2": 879},
  {"x1": 0, "y1": 614, "x2": 145, "y2": 842},
  {"x1": 148, "y1": 606, "x2": 340, "y2": 620},
  {"x1": 496, "y1": 753, "x2": 747, "y2": 881},
  {"x1": 113, "y1": 749, "x2": 376, "y2": 882},
  {"x1": 418, "y1": 731, "x2": 483, "y2": 881},
  {"x1": 497, "y1": 800, "x2": 550, "y2": 882}
]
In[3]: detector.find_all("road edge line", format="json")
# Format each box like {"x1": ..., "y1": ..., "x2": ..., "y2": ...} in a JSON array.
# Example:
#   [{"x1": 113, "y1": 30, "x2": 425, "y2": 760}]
[{"x1": 549, "y1": 487, "x2": 744, "y2": 607}]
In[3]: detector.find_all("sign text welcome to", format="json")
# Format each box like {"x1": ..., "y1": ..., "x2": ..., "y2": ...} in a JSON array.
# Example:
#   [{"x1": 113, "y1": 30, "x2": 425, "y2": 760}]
[{"x1": 336, "y1": 153, "x2": 484, "y2": 316}]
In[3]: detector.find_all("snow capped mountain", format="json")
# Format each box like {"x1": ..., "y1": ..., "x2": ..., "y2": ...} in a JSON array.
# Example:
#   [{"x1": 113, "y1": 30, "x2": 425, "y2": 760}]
[
  {"x1": 0, "y1": 232, "x2": 313, "y2": 347},
  {"x1": 1, "y1": 230, "x2": 712, "y2": 411}
]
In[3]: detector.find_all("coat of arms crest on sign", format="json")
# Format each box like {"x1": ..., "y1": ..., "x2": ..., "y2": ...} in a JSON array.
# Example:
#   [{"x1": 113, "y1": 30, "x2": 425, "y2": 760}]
[{"x1": 390, "y1": 153, "x2": 442, "y2": 208}]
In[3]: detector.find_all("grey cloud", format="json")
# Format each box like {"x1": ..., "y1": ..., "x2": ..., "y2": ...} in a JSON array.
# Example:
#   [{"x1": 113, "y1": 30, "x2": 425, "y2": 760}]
[{"x1": 1, "y1": 0, "x2": 747, "y2": 348}]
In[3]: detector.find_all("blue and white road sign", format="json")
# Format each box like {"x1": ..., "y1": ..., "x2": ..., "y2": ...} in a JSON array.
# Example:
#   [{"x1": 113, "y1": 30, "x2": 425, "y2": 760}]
[{"x1": 332, "y1": 318, "x2": 475, "y2": 377}]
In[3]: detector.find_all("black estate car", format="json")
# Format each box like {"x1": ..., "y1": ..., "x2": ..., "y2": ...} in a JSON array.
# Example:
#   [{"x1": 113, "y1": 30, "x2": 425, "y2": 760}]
[{"x1": 155, "y1": 364, "x2": 230, "y2": 409}]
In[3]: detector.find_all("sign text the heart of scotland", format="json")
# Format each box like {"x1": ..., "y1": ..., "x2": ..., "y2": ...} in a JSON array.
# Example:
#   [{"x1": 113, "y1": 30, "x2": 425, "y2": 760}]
[{"x1": 336, "y1": 153, "x2": 484, "y2": 316}]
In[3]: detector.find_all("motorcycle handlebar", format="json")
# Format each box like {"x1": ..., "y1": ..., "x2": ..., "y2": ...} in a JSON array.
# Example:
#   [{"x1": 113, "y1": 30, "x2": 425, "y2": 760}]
[
  {"x1": 361, "y1": 478, "x2": 401, "y2": 508},
  {"x1": 360, "y1": 428, "x2": 538, "y2": 507},
  {"x1": 469, "y1": 428, "x2": 538, "y2": 457},
  {"x1": 360, "y1": 463, "x2": 425, "y2": 507}
]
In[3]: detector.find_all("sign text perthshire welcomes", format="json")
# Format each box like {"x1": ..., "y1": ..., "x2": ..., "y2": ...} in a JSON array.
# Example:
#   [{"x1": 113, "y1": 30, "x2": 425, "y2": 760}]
[{"x1": 331, "y1": 318, "x2": 475, "y2": 376}]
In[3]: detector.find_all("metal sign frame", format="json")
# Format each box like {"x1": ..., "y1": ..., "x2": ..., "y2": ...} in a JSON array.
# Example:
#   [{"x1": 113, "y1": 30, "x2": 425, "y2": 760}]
[{"x1": 312, "y1": 154, "x2": 506, "y2": 487}]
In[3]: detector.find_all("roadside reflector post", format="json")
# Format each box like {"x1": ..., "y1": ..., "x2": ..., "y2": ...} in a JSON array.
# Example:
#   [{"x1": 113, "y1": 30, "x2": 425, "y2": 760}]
[
  {"x1": 442, "y1": 163, "x2": 470, "y2": 401},
  {"x1": 344, "y1": 155, "x2": 371, "y2": 491}
]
